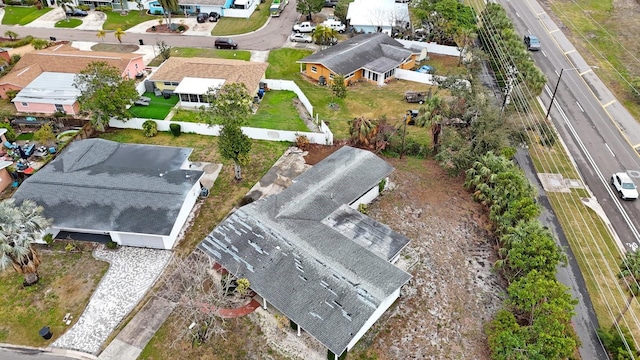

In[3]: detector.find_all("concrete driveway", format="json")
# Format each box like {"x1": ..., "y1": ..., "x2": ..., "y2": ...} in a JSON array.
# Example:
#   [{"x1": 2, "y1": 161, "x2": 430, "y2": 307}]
[
  {"x1": 23, "y1": 7, "x2": 65, "y2": 28},
  {"x1": 75, "y1": 11, "x2": 106, "y2": 31}
]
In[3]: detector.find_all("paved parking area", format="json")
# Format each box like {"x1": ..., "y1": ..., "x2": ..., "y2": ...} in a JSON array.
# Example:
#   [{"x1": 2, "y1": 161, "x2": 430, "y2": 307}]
[{"x1": 75, "y1": 11, "x2": 106, "y2": 31}]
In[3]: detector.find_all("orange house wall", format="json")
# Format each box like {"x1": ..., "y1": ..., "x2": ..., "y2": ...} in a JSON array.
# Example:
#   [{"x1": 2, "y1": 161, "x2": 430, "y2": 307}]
[{"x1": 303, "y1": 56, "x2": 417, "y2": 86}]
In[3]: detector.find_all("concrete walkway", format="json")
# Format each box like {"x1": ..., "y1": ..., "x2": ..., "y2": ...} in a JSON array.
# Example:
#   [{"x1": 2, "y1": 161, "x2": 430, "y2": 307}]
[{"x1": 52, "y1": 246, "x2": 173, "y2": 355}]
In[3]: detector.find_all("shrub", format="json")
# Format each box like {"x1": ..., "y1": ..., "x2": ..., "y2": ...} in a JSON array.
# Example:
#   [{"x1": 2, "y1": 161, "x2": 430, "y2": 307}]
[
  {"x1": 142, "y1": 120, "x2": 158, "y2": 137},
  {"x1": 378, "y1": 178, "x2": 387, "y2": 193},
  {"x1": 31, "y1": 38, "x2": 49, "y2": 50},
  {"x1": 42, "y1": 233, "x2": 54, "y2": 246},
  {"x1": 153, "y1": 9, "x2": 162, "y2": 15},
  {"x1": 96, "y1": 6, "x2": 112, "y2": 12},
  {"x1": 0, "y1": 35, "x2": 34, "y2": 48},
  {"x1": 177, "y1": 25, "x2": 186, "y2": 32},
  {"x1": 77, "y1": 4, "x2": 90, "y2": 10},
  {"x1": 34, "y1": 123, "x2": 56, "y2": 146},
  {"x1": 5, "y1": 89, "x2": 18, "y2": 101},
  {"x1": 0, "y1": 122, "x2": 16, "y2": 142},
  {"x1": 295, "y1": 134, "x2": 310, "y2": 150},
  {"x1": 106, "y1": 240, "x2": 119, "y2": 249},
  {"x1": 169, "y1": 123, "x2": 181, "y2": 136},
  {"x1": 358, "y1": 203, "x2": 368, "y2": 214},
  {"x1": 10, "y1": 54, "x2": 21, "y2": 64}
]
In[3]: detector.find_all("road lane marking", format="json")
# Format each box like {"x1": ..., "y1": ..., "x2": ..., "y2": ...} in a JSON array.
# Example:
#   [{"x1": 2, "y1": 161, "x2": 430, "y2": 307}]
[
  {"x1": 516, "y1": 12, "x2": 520, "y2": 17},
  {"x1": 576, "y1": 102, "x2": 584, "y2": 112},
  {"x1": 550, "y1": 28, "x2": 560, "y2": 33},
  {"x1": 603, "y1": 100, "x2": 617, "y2": 108},
  {"x1": 634, "y1": 143, "x2": 640, "y2": 149},
  {"x1": 579, "y1": 69, "x2": 594, "y2": 76},
  {"x1": 564, "y1": 49, "x2": 575, "y2": 54},
  {"x1": 605, "y1": 143, "x2": 616, "y2": 157},
  {"x1": 541, "y1": 50, "x2": 547, "y2": 57}
]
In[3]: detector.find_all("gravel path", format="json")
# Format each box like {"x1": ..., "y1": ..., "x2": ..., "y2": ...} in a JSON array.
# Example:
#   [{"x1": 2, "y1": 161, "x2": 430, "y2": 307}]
[{"x1": 52, "y1": 246, "x2": 172, "y2": 355}]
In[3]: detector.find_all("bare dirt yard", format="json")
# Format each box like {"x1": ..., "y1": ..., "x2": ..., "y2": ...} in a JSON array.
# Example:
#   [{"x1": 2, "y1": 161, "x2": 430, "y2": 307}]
[
  {"x1": 141, "y1": 146, "x2": 505, "y2": 359},
  {"x1": 278, "y1": 146, "x2": 505, "y2": 359}
]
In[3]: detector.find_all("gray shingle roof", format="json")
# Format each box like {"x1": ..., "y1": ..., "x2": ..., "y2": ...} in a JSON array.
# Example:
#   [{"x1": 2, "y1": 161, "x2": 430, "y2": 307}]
[
  {"x1": 297, "y1": 33, "x2": 414, "y2": 75},
  {"x1": 12, "y1": 139, "x2": 203, "y2": 236},
  {"x1": 198, "y1": 146, "x2": 411, "y2": 355}
]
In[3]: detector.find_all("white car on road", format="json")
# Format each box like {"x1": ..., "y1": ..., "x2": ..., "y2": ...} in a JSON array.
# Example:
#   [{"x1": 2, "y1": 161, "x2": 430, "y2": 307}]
[
  {"x1": 611, "y1": 172, "x2": 639, "y2": 200},
  {"x1": 290, "y1": 33, "x2": 312, "y2": 43}
]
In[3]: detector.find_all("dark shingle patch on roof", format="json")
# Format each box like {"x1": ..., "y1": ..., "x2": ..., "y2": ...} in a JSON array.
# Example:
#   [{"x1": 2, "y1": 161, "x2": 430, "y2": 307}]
[
  {"x1": 13, "y1": 139, "x2": 203, "y2": 236},
  {"x1": 198, "y1": 146, "x2": 411, "y2": 355},
  {"x1": 298, "y1": 33, "x2": 414, "y2": 75}
]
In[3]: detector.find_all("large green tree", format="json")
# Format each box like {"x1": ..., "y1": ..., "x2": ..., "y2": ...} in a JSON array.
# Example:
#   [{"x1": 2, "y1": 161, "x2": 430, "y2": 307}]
[
  {"x1": 297, "y1": 0, "x2": 324, "y2": 21},
  {"x1": 413, "y1": 0, "x2": 476, "y2": 43},
  {"x1": 487, "y1": 270, "x2": 579, "y2": 359},
  {"x1": 73, "y1": 61, "x2": 139, "y2": 131},
  {"x1": 0, "y1": 199, "x2": 52, "y2": 286},
  {"x1": 200, "y1": 83, "x2": 254, "y2": 180}
]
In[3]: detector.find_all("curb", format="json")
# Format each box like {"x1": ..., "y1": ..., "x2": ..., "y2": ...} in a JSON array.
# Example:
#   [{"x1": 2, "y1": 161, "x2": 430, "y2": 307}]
[{"x1": 0, "y1": 343, "x2": 97, "y2": 359}]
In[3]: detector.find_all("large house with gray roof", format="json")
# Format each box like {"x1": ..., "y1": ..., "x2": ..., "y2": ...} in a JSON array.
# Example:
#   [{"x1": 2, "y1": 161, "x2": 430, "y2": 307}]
[
  {"x1": 198, "y1": 146, "x2": 411, "y2": 358},
  {"x1": 12, "y1": 138, "x2": 204, "y2": 249},
  {"x1": 297, "y1": 33, "x2": 418, "y2": 86}
]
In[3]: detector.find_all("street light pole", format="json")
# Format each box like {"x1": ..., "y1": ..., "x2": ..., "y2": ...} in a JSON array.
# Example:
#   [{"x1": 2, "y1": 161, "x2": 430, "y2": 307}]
[
  {"x1": 545, "y1": 68, "x2": 564, "y2": 119},
  {"x1": 545, "y1": 66, "x2": 597, "y2": 119}
]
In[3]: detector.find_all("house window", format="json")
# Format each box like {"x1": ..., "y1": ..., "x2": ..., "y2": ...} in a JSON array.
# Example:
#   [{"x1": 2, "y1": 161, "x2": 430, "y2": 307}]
[
  {"x1": 135, "y1": 63, "x2": 139, "y2": 69},
  {"x1": 180, "y1": 94, "x2": 189, "y2": 102},
  {"x1": 311, "y1": 66, "x2": 317, "y2": 73},
  {"x1": 163, "y1": 81, "x2": 179, "y2": 86},
  {"x1": 345, "y1": 72, "x2": 354, "y2": 79},
  {"x1": 54, "y1": 104, "x2": 64, "y2": 112},
  {"x1": 21, "y1": 102, "x2": 28, "y2": 107},
  {"x1": 189, "y1": 94, "x2": 198, "y2": 103},
  {"x1": 329, "y1": 73, "x2": 334, "y2": 80}
]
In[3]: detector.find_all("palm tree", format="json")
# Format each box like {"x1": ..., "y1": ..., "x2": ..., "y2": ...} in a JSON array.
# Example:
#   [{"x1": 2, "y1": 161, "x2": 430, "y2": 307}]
[
  {"x1": 58, "y1": 0, "x2": 74, "y2": 20},
  {"x1": 96, "y1": 30, "x2": 106, "y2": 42},
  {"x1": 114, "y1": 28, "x2": 126, "y2": 44},
  {"x1": 0, "y1": 199, "x2": 52, "y2": 286},
  {"x1": 312, "y1": 24, "x2": 338, "y2": 47},
  {"x1": 453, "y1": 28, "x2": 477, "y2": 66},
  {"x1": 158, "y1": 0, "x2": 179, "y2": 26},
  {"x1": 616, "y1": 251, "x2": 640, "y2": 327},
  {"x1": 4, "y1": 30, "x2": 18, "y2": 41}
]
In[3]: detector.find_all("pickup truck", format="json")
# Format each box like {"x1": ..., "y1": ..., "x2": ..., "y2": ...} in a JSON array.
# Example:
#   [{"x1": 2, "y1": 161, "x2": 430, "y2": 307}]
[{"x1": 293, "y1": 22, "x2": 316, "y2": 33}]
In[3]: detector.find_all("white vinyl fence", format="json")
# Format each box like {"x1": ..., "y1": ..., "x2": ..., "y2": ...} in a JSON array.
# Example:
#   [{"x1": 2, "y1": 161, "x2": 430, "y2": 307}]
[
  {"x1": 109, "y1": 118, "x2": 333, "y2": 145},
  {"x1": 395, "y1": 69, "x2": 471, "y2": 89},
  {"x1": 397, "y1": 40, "x2": 461, "y2": 57}
]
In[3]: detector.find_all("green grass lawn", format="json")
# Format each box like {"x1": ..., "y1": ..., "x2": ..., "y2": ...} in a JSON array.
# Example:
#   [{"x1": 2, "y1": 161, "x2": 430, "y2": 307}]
[
  {"x1": 1, "y1": 6, "x2": 53, "y2": 25},
  {"x1": 170, "y1": 91, "x2": 308, "y2": 132},
  {"x1": 129, "y1": 92, "x2": 179, "y2": 119},
  {"x1": 251, "y1": 91, "x2": 308, "y2": 131},
  {"x1": 170, "y1": 109, "x2": 201, "y2": 123},
  {"x1": 54, "y1": 18, "x2": 82, "y2": 28},
  {"x1": 265, "y1": 48, "x2": 313, "y2": 79},
  {"x1": 147, "y1": 47, "x2": 251, "y2": 66},
  {"x1": 102, "y1": 10, "x2": 156, "y2": 31},
  {"x1": 211, "y1": 0, "x2": 271, "y2": 36},
  {"x1": 0, "y1": 244, "x2": 108, "y2": 346}
]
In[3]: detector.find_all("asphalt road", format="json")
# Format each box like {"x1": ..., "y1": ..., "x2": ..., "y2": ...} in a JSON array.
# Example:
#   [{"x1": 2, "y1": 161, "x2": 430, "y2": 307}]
[
  {"x1": 498, "y1": 0, "x2": 640, "y2": 358},
  {"x1": 0, "y1": 348, "x2": 78, "y2": 360},
  {"x1": 499, "y1": 0, "x2": 640, "y2": 252},
  {"x1": 0, "y1": 1, "x2": 301, "y2": 51}
]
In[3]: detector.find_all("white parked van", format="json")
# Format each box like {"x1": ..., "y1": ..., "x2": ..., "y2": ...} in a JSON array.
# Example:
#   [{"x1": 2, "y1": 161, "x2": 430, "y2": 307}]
[{"x1": 322, "y1": 19, "x2": 346, "y2": 33}]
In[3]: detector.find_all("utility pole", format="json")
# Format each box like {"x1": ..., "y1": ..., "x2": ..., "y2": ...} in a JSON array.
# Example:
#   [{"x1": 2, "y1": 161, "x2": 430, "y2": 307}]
[
  {"x1": 545, "y1": 68, "x2": 564, "y2": 119},
  {"x1": 400, "y1": 112, "x2": 408, "y2": 159}
]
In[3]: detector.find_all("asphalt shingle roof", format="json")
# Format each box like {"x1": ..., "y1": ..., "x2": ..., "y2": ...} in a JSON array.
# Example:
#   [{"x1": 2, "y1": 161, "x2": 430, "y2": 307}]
[
  {"x1": 297, "y1": 33, "x2": 413, "y2": 75},
  {"x1": 12, "y1": 139, "x2": 203, "y2": 236},
  {"x1": 198, "y1": 146, "x2": 411, "y2": 355},
  {"x1": 0, "y1": 44, "x2": 141, "y2": 88}
]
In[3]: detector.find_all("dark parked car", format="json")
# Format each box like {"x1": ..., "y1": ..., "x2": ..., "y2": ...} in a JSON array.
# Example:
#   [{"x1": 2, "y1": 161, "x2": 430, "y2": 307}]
[
  {"x1": 524, "y1": 34, "x2": 541, "y2": 51},
  {"x1": 66, "y1": 9, "x2": 88, "y2": 17},
  {"x1": 209, "y1": 12, "x2": 220, "y2": 22},
  {"x1": 196, "y1": 13, "x2": 207, "y2": 23},
  {"x1": 214, "y1": 38, "x2": 238, "y2": 49},
  {"x1": 324, "y1": 0, "x2": 338, "y2": 7}
]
